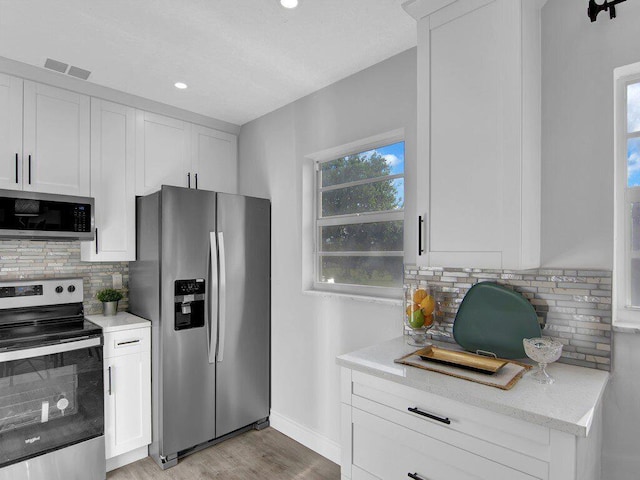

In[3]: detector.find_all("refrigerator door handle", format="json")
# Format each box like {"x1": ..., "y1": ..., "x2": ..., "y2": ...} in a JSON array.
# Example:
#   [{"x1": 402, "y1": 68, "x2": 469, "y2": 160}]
[
  {"x1": 208, "y1": 231, "x2": 219, "y2": 364},
  {"x1": 217, "y1": 231, "x2": 227, "y2": 363}
]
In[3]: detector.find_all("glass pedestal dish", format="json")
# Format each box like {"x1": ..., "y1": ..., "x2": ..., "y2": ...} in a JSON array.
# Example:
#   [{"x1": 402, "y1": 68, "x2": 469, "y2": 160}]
[{"x1": 523, "y1": 337, "x2": 563, "y2": 384}]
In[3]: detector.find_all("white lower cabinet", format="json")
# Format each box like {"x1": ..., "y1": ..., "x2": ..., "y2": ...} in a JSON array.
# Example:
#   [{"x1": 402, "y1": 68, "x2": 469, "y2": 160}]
[
  {"x1": 103, "y1": 325, "x2": 151, "y2": 469},
  {"x1": 341, "y1": 368, "x2": 602, "y2": 480}
]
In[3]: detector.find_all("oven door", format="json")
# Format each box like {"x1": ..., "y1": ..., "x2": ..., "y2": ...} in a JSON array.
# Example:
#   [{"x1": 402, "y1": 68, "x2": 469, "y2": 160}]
[{"x1": 0, "y1": 336, "x2": 103, "y2": 468}]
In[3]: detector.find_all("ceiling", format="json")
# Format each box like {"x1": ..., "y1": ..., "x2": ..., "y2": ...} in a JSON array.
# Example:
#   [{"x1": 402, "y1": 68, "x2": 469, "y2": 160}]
[{"x1": 0, "y1": 0, "x2": 416, "y2": 125}]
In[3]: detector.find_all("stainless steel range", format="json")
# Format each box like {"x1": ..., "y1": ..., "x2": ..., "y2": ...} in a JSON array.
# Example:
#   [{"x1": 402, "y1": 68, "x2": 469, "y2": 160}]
[{"x1": 0, "y1": 278, "x2": 105, "y2": 480}]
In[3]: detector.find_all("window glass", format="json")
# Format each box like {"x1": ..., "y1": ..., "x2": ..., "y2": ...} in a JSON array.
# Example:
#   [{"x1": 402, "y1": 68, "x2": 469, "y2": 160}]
[
  {"x1": 321, "y1": 142, "x2": 405, "y2": 187},
  {"x1": 321, "y1": 178, "x2": 404, "y2": 217},
  {"x1": 320, "y1": 221, "x2": 403, "y2": 252},
  {"x1": 319, "y1": 256, "x2": 403, "y2": 288},
  {"x1": 316, "y1": 140, "x2": 404, "y2": 292},
  {"x1": 628, "y1": 138, "x2": 640, "y2": 187}
]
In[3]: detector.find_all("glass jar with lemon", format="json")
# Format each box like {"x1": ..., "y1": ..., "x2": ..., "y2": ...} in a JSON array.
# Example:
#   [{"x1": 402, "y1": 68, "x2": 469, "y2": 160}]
[{"x1": 404, "y1": 285, "x2": 437, "y2": 346}]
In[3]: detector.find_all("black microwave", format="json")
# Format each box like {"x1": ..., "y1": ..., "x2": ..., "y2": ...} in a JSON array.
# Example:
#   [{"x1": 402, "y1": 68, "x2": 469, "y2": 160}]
[{"x1": 0, "y1": 190, "x2": 94, "y2": 240}]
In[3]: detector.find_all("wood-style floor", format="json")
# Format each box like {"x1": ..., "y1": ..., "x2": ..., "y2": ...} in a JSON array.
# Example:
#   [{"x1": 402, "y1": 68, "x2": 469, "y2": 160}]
[{"x1": 107, "y1": 427, "x2": 340, "y2": 480}]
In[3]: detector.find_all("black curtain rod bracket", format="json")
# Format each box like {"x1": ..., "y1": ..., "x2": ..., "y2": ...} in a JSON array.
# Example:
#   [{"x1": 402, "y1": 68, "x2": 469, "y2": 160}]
[{"x1": 588, "y1": 0, "x2": 627, "y2": 22}]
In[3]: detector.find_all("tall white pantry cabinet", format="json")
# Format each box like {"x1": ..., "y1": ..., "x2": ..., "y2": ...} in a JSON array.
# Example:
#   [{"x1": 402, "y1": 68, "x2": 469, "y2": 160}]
[{"x1": 404, "y1": 0, "x2": 544, "y2": 270}]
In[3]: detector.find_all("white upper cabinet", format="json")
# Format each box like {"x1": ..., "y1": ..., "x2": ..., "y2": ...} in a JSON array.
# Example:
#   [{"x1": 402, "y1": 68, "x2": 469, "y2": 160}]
[
  {"x1": 81, "y1": 99, "x2": 136, "y2": 262},
  {"x1": 135, "y1": 111, "x2": 191, "y2": 195},
  {"x1": 407, "y1": 0, "x2": 542, "y2": 270},
  {"x1": 191, "y1": 124, "x2": 237, "y2": 193},
  {"x1": 23, "y1": 81, "x2": 90, "y2": 196},
  {"x1": 0, "y1": 74, "x2": 23, "y2": 190}
]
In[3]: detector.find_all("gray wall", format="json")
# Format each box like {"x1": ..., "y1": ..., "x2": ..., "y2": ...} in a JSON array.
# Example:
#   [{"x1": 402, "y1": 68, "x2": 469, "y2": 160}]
[
  {"x1": 541, "y1": 0, "x2": 640, "y2": 269},
  {"x1": 240, "y1": 0, "x2": 640, "y2": 473},
  {"x1": 238, "y1": 48, "x2": 416, "y2": 456},
  {"x1": 539, "y1": 0, "x2": 640, "y2": 477}
]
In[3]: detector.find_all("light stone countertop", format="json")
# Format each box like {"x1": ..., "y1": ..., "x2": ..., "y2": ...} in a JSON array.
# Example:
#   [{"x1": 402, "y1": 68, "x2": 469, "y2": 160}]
[
  {"x1": 86, "y1": 311, "x2": 150, "y2": 333},
  {"x1": 336, "y1": 336, "x2": 609, "y2": 437}
]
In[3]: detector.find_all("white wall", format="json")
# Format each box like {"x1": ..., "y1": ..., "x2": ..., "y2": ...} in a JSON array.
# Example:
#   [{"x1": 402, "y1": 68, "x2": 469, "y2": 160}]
[
  {"x1": 541, "y1": 0, "x2": 640, "y2": 269},
  {"x1": 541, "y1": 2, "x2": 640, "y2": 478},
  {"x1": 238, "y1": 49, "x2": 416, "y2": 458}
]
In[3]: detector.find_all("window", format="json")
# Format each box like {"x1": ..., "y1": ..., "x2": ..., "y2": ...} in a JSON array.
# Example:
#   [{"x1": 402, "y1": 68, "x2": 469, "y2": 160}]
[
  {"x1": 313, "y1": 137, "x2": 404, "y2": 297},
  {"x1": 614, "y1": 64, "x2": 640, "y2": 325}
]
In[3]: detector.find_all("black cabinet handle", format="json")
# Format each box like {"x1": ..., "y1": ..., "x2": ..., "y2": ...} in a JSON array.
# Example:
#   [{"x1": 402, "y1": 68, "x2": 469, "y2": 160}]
[
  {"x1": 418, "y1": 216, "x2": 425, "y2": 255},
  {"x1": 195, "y1": 173, "x2": 198, "y2": 189},
  {"x1": 408, "y1": 473, "x2": 426, "y2": 480},
  {"x1": 28, "y1": 155, "x2": 31, "y2": 184},
  {"x1": 408, "y1": 407, "x2": 451, "y2": 425},
  {"x1": 15, "y1": 153, "x2": 18, "y2": 183},
  {"x1": 95, "y1": 228, "x2": 99, "y2": 254},
  {"x1": 108, "y1": 366, "x2": 112, "y2": 395},
  {"x1": 188, "y1": 172, "x2": 191, "y2": 188}
]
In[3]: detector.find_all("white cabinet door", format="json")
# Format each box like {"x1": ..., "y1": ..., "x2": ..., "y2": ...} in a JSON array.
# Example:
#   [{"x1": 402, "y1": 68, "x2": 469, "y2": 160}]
[
  {"x1": 81, "y1": 99, "x2": 136, "y2": 262},
  {"x1": 135, "y1": 111, "x2": 190, "y2": 195},
  {"x1": 104, "y1": 351, "x2": 151, "y2": 459},
  {"x1": 0, "y1": 74, "x2": 23, "y2": 190},
  {"x1": 191, "y1": 124, "x2": 237, "y2": 193},
  {"x1": 22, "y1": 81, "x2": 90, "y2": 196},
  {"x1": 412, "y1": 0, "x2": 541, "y2": 270}
]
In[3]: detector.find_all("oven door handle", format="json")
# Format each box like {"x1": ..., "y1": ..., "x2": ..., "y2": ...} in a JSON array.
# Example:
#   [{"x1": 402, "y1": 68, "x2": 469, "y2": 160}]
[{"x1": 0, "y1": 337, "x2": 101, "y2": 362}]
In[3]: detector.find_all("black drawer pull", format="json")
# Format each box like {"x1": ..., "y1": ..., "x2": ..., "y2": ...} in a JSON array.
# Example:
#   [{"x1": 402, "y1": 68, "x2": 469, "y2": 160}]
[
  {"x1": 408, "y1": 473, "x2": 426, "y2": 480},
  {"x1": 408, "y1": 407, "x2": 451, "y2": 425},
  {"x1": 117, "y1": 339, "x2": 140, "y2": 346}
]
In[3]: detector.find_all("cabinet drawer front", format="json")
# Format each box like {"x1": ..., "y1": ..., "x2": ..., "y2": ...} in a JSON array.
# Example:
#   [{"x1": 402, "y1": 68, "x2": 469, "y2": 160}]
[
  {"x1": 352, "y1": 407, "x2": 540, "y2": 480},
  {"x1": 353, "y1": 395, "x2": 548, "y2": 478},
  {"x1": 104, "y1": 327, "x2": 150, "y2": 358},
  {"x1": 351, "y1": 371, "x2": 550, "y2": 460}
]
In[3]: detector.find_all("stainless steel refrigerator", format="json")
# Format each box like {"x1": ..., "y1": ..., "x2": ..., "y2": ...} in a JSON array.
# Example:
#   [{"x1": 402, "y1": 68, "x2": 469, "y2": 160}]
[{"x1": 129, "y1": 185, "x2": 270, "y2": 470}]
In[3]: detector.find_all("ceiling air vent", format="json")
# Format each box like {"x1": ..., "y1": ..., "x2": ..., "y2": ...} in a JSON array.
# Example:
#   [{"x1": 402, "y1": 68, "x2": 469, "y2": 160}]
[
  {"x1": 44, "y1": 58, "x2": 91, "y2": 80},
  {"x1": 44, "y1": 58, "x2": 68, "y2": 74},
  {"x1": 67, "y1": 66, "x2": 91, "y2": 80}
]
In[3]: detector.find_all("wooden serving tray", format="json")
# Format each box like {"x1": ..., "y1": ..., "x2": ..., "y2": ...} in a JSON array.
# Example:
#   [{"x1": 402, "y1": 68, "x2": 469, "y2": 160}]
[
  {"x1": 418, "y1": 345, "x2": 507, "y2": 374},
  {"x1": 395, "y1": 347, "x2": 531, "y2": 390}
]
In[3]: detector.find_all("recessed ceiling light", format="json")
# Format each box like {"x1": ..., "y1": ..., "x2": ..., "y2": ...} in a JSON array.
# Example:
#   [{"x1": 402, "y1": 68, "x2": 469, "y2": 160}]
[
  {"x1": 280, "y1": 0, "x2": 298, "y2": 8},
  {"x1": 174, "y1": 82, "x2": 188, "y2": 89}
]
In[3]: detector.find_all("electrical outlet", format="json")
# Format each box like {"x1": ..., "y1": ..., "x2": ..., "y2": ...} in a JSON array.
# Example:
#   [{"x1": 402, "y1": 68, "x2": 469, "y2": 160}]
[{"x1": 112, "y1": 273, "x2": 123, "y2": 290}]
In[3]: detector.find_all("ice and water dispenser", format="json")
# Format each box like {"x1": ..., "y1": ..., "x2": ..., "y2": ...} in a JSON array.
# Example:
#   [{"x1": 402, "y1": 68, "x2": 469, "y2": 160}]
[{"x1": 174, "y1": 279, "x2": 205, "y2": 330}]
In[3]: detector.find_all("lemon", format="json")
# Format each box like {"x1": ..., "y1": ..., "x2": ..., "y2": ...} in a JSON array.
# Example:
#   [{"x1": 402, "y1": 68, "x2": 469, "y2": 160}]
[
  {"x1": 412, "y1": 289, "x2": 428, "y2": 304},
  {"x1": 420, "y1": 295, "x2": 436, "y2": 316}
]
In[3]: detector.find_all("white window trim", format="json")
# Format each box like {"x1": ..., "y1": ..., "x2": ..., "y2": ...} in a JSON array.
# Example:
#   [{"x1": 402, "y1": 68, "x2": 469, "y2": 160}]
[
  {"x1": 613, "y1": 62, "x2": 640, "y2": 327},
  {"x1": 302, "y1": 128, "x2": 405, "y2": 299}
]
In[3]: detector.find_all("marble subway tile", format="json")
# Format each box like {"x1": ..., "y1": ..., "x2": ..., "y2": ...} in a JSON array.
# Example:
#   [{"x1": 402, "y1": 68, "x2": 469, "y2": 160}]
[{"x1": 405, "y1": 265, "x2": 612, "y2": 371}]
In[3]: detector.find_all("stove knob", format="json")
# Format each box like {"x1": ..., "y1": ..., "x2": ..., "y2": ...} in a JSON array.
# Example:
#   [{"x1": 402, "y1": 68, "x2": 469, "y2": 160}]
[
  {"x1": 55, "y1": 286, "x2": 63, "y2": 293},
  {"x1": 68, "y1": 285, "x2": 76, "y2": 293}
]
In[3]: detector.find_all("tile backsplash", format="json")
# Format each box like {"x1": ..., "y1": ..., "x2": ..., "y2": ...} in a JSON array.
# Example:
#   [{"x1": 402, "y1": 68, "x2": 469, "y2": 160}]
[
  {"x1": 0, "y1": 240, "x2": 129, "y2": 315},
  {"x1": 404, "y1": 265, "x2": 612, "y2": 371}
]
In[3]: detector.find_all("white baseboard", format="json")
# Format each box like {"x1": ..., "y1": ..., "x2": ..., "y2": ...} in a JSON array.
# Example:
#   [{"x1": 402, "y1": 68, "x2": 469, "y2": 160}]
[
  {"x1": 269, "y1": 410, "x2": 341, "y2": 464},
  {"x1": 106, "y1": 445, "x2": 149, "y2": 472}
]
